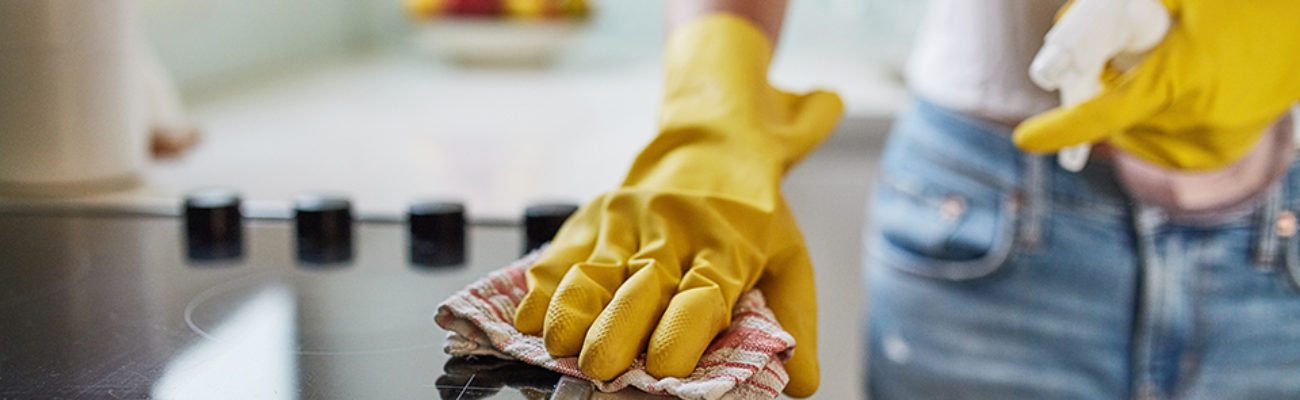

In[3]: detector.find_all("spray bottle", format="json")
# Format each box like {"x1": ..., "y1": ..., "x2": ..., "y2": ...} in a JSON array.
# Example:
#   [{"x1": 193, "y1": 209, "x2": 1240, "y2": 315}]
[{"x1": 1029, "y1": 0, "x2": 1171, "y2": 172}]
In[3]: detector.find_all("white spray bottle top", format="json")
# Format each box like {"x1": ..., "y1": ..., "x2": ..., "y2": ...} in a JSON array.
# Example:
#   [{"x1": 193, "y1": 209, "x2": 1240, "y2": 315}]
[{"x1": 1029, "y1": 0, "x2": 1171, "y2": 172}]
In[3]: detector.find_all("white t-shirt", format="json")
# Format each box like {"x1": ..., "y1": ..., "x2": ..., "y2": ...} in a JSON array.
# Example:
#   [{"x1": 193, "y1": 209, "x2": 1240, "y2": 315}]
[{"x1": 906, "y1": 0, "x2": 1068, "y2": 124}]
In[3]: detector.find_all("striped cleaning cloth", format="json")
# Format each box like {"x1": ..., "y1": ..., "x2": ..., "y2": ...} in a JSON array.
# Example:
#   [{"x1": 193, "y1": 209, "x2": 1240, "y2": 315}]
[{"x1": 434, "y1": 251, "x2": 797, "y2": 400}]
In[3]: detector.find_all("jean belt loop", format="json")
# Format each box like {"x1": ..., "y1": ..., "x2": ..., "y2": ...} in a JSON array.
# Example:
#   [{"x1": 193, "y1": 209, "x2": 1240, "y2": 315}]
[
  {"x1": 1253, "y1": 183, "x2": 1285, "y2": 269},
  {"x1": 1285, "y1": 226, "x2": 1300, "y2": 289},
  {"x1": 1278, "y1": 179, "x2": 1300, "y2": 288},
  {"x1": 1019, "y1": 152, "x2": 1048, "y2": 250}
]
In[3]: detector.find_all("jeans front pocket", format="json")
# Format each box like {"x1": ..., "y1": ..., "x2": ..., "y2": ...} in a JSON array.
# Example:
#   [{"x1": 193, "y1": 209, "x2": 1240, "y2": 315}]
[
  {"x1": 869, "y1": 174, "x2": 1019, "y2": 281},
  {"x1": 866, "y1": 123, "x2": 1022, "y2": 281}
]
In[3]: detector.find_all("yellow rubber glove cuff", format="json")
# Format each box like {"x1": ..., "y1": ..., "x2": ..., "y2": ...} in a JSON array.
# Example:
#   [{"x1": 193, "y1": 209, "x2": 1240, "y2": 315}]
[
  {"x1": 512, "y1": 14, "x2": 842, "y2": 398},
  {"x1": 629, "y1": 14, "x2": 841, "y2": 204},
  {"x1": 1015, "y1": 0, "x2": 1300, "y2": 171}
]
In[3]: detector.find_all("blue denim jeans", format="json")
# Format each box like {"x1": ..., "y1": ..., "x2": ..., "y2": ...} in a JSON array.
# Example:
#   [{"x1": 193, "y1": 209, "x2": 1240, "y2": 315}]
[{"x1": 865, "y1": 99, "x2": 1300, "y2": 399}]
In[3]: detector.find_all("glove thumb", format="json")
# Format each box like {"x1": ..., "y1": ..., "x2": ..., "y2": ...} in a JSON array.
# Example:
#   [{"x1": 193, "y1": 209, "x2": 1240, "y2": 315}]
[{"x1": 772, "y1": 89, "x2": 844, "y2": 167}]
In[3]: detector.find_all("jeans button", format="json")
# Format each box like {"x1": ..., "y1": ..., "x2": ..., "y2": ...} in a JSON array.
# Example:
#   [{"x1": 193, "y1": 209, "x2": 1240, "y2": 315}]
[
  {"x1": 939, "y1": 196, "x2": 966, "y2": 221},
  {"x1": 1276, "y1": 211, "x2": 1296, "y2": 238}
]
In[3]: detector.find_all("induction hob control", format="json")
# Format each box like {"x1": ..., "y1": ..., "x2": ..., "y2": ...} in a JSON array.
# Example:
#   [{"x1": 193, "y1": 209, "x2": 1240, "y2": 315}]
[
  {"x1": 408, "y1": 201, "x2": 466, "y2": 267},
  {"x1": 183, "y1": 188, "x2": 244, "y2": 260},
  {"x1": 294, "y1": 194, "x2": 354, "y2": 264},
  {"x1": 523, "y1": 203, "x2": 579, "y2": 255}
]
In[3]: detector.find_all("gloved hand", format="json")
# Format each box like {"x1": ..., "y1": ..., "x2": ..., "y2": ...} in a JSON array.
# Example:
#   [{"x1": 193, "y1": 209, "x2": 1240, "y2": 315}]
[
  {"x1": 1014, "y1": 0, "x2": 1300, "y2": 171},
  {"x1": 512, "y1": 14, "x2": 842, "y2": 398}
]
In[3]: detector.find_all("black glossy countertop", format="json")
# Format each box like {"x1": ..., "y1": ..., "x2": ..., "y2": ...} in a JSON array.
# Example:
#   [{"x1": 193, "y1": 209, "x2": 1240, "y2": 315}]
[{"x1": 0, "y1": 210, "x2": 577, "y2": 399}]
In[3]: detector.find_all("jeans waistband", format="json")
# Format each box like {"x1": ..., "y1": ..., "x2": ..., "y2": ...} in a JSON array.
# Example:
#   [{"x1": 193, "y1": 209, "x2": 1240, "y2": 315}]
[
  {"x1": 909, "y1": 98, "x2": 1300, "y2": 274},
  {"x1": 908, "y1": 98, "x2": 1131, "y2": 211}
]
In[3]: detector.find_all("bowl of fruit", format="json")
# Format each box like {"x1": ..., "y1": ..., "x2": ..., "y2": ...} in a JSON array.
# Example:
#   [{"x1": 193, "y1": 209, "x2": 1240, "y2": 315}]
[{"x1": 405, "y1": 0, "x2": 592, "y2": 66}]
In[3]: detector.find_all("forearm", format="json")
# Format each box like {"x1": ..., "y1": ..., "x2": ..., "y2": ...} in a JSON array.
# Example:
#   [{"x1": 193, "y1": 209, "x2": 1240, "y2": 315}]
[{"x1": 666, "y1": 0, "x2": 788, "y2": 45}]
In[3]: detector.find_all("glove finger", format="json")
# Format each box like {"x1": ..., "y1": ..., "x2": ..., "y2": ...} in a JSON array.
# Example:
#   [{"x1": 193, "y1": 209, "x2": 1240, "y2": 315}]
[
  {"x1": 539, "y1": 198, "x2": 639, "y2": 357},
  {"x1": 541, "y1": 260, "x2": 628, "y2": 357},
  {"x1": 573, "y1": 196, "x2": 694, "y2": 378},
  {"x1": 578, "y1": 257, "x2": 679, "y2": 380},
  {"x1": 515, "y1": 201, "x2": 604, "y2": 335},
  {"x1": 757, "y1": 244, "x2": 819, "y2": 398},
  {"x1": 645, "y1": 252, "x2": 741, "y2": 379},
  {"x1": 1013, "y1": 45, "x2": 1172, "y2": 153}
]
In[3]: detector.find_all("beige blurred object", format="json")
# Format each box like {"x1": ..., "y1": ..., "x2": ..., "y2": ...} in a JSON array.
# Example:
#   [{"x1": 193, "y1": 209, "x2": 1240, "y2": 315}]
[
  {"x1": 414, "y1": 19, "x2": 588, "y2": 67},
  {"x1": 0, "y1": 0, "x2": 197, "y2": 196},
  {"x1": 0, "y1": 0, "x2": 146, "y2": 196}
]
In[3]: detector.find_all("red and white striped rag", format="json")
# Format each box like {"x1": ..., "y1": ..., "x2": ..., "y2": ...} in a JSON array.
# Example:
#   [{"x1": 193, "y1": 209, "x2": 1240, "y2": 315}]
[{"x1": 434, "y1": 251, "x2": 798, "y2": 400}]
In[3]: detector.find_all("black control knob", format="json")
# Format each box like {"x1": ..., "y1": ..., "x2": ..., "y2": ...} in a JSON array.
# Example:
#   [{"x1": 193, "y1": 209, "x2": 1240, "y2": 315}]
[
  {"x1": 184, "y1": 188, "x2": 243, "y2": 261},
  {"x1": 523, "y1": 203, "x2": 579, "y2": 254},
  {"x1": 409, "y1": 201, "x2": 466, "y2": 267},
  {"x1": 294, "y1": 194, "x2": 353, "y2": 264}
]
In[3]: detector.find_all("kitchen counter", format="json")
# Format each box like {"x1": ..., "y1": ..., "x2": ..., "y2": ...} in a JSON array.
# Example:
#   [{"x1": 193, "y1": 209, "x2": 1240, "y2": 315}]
[
  {"x1": 2, "y1": 48, "x2": 895, "y2": 400},
  {"x1": 0, "y1": 49, "x2": 903, "y2": 222}
]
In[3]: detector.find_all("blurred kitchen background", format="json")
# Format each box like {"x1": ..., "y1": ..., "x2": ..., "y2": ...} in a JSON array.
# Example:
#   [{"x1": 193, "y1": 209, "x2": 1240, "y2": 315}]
[
  {"x1": 1, "y1": 1, "x2": 931, "y2": 399},
  {"x1": 6, "y1": 0, "x2": 926, "y2": 219}
]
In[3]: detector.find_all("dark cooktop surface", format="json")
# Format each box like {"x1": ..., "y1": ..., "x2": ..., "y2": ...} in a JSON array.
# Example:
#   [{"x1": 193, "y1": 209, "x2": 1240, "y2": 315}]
[{"x1": 0, "y1": 210, "x2": 571, "y2": 399}]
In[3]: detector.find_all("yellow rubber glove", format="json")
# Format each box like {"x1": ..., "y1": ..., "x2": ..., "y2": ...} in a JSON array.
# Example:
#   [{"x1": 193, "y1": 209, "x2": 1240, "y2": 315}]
[
  {"x1": 1014, "y1": 0, "x2": 1300, "y2": 171},
  {"x1": 512, "y1": 14, "x2": 842, "y2": 398}
]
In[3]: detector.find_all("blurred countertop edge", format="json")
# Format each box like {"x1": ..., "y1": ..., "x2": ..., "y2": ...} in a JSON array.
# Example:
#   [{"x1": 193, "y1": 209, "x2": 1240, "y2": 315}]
[
  {"x1": 0, "y1": 48, "x2": 905, "y2": 223},
  {"x1": 175, "y1": 45, "x2": 912, "y2": 120}
]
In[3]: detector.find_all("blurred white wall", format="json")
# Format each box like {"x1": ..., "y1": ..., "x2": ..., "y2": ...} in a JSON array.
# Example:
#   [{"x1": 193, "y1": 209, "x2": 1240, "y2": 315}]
[{"x1": 140, "y1": 0, "x2": 363, "y2": 92}]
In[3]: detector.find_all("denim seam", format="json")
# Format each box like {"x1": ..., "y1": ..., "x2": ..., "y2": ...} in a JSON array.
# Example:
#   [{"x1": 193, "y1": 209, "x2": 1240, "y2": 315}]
[
  {"x1": 1131, "y1": 206, "x2": 1165, "y2": 400},
  {"x1": 1171, "y1": 234, "x2": 1208, "y2": 400}
]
